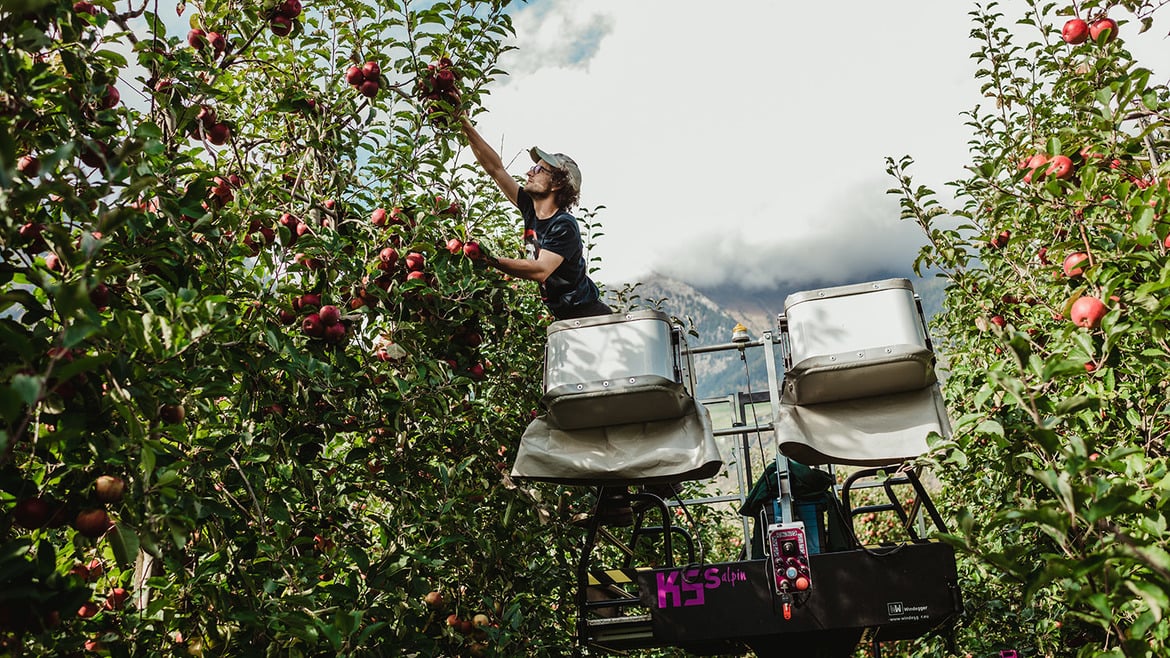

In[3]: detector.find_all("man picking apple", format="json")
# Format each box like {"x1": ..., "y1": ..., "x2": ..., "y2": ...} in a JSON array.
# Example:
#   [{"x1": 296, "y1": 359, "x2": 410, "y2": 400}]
[{"x1": 459, "y1": 115, "x2": 612, "y2": 320}]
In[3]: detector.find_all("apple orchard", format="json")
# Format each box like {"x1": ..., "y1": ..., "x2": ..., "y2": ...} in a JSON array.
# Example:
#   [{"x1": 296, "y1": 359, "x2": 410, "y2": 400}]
[
  {"x1": 0, "y1": 0, "x2": 586, "y2": 655},
  {"x1": 1, "y1": 1, "x2": 1169, "y2": 658}
]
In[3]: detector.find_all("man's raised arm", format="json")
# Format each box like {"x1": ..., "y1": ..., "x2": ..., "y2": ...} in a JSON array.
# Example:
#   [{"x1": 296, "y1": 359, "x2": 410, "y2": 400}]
[{"x1": 460, "y1": 115, "x2": 520, "y2": 206}]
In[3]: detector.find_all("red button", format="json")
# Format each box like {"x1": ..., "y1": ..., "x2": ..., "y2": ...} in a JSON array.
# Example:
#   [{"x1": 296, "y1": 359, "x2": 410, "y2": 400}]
[{"x1": 795, "y1": 576, "x2": 810, "y2": 591}]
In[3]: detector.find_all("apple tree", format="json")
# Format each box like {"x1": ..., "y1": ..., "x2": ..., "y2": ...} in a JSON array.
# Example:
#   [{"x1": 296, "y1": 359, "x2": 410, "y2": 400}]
[
  {"x1": 888, "y1": 0, "x2": 1169, "y2": 656},
  {"x1": 0, "y1": 0, "x2": 591, "y2": 655}
]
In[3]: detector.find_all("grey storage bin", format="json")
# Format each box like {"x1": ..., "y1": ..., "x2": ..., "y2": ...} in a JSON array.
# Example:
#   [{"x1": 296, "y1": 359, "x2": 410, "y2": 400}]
[
  {"x1": 781, "y1": 279, "x2": 936, "y2": 405},
  {"x1": 543, "y1": 310, "x2": 692, "y2": 430}
]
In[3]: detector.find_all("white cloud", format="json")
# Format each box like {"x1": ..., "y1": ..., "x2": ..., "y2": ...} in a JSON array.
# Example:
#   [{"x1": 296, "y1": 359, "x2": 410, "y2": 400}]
[
  {"x1": 655, "y1": 178, "x2": 926, "y2": 289},
  {"x1": 466, "y1": 1, "x2": 1169, "y2": 288}
]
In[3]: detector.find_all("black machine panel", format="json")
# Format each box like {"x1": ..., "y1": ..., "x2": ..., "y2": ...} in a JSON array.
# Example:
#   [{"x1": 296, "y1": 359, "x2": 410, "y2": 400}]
[{"x1": 636, "y1": 542, "x2": 961, "y2": 646}]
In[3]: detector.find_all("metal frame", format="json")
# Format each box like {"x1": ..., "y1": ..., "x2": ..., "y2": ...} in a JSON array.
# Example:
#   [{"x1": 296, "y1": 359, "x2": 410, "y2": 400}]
[{"x1": 574, "y1": 301, "x2": 960, "y2": 656}]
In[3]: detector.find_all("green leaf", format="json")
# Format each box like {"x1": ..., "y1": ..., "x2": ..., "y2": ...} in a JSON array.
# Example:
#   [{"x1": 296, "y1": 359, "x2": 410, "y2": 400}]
[
  {"x1": 1042, "y1": 358, "x2": 1089, "y2": 381},
  {"x1": 1055, "y1": 395, "x2": 1098, "y2": 415},
  {"x1": 93, "y1": 49, "x2": 128, "y2": 67},
  {"x1": 10, "y1": 374, "x2": 43, "y2": 407},
  {"x1": 109, "y1": 525, "x2": 140, "y2": 570}
]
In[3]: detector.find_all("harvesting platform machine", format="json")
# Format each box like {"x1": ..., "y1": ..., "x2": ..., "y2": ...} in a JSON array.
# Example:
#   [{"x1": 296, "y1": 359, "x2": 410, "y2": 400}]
[{"x1": 511, "y1": 278, "x2": 962, "y2": 657}]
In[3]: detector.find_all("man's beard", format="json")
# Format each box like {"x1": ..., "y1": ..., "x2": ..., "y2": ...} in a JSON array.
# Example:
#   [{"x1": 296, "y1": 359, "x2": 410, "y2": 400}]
[{"x1": 524, "y1": 183, "x2": 553, "y2": 201}]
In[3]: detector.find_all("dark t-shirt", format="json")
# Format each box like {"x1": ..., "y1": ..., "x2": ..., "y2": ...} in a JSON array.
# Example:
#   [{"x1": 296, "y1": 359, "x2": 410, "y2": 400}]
[{"x1": 517, "y1": 190, "x2": 602, "y2": 317}]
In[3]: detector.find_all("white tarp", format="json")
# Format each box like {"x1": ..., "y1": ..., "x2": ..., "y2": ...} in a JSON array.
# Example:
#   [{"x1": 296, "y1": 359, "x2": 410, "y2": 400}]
[
  {"x1": 511, "y1": 402, "x2": 723, "y2": 486},
  {"x1": 774, "y1": 386, "x2": 952, "y2": 466}
]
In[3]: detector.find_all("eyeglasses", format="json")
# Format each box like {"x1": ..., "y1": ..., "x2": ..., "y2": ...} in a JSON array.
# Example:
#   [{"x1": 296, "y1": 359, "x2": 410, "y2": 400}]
[{"x1": 528, "y1": 164, "x2": 553, "y2": 175}]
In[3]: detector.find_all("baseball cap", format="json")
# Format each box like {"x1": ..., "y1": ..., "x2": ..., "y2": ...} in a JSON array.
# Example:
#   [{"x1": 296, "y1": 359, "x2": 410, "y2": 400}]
[{"x1": 530, "y1": 146, "x2": 581, "y2": 194}]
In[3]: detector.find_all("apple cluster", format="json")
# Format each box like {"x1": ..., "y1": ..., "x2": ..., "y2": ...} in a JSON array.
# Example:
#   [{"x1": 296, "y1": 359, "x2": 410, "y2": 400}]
[
  {"x1": 1018, "y1": 151, "x2": 1076, "y2": 184},
  {"x1": 189, "y1": 104, "x2": 231, "y2": 146},
  {"x1": 345, "y1": 61, "x2": 382, "y2": 99},
  {"x1": 10, "y1": 473, "x2": 125, "y2": 542},
  {"x1": 269, "y1": 0, "x2": 301, "y2": 37},
  {"x1": 281, "y1": 293, "x2": 349, "y2": 344},
  {"x1": 444, "y1": 236, "x2": 484, "y2": 261},
  {"x1": 1061, "y1": 16, "x2": 1118, "y2": 45},
  {"x1": 186, "y1": 28, "x2": 229, "y2": 58},
  {"x1": 443, "y1": 608, "x2": 494, "y2": 656},
  {"x1": 206, "y1": 173, "x2": 241, "y2": 210},
  {"x1": 415, "y1": 58, "x2": 461, "y2": 126}
]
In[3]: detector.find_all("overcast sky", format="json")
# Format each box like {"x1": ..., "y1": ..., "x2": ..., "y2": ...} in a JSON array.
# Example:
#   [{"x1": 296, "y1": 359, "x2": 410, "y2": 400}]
[{"x1": 464, "y1": 1, "x2": 1169, "y2": 289}]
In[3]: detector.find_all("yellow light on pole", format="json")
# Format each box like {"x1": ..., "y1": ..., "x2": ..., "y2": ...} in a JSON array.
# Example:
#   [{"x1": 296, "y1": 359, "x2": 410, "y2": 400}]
[{"x1": 732, "y1": 322, "x2": 749, "y2": 343}]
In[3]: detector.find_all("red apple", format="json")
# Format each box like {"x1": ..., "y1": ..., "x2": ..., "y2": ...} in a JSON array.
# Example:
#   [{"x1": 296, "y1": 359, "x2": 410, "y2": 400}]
[
  {"x1": 361, "y1": 61, "x2": 381, "y2": 80},
  {"x1": 446, "y1": 238, "x2": 463, "y2": 254},
  {"x1": 69, "y1": 563, "x2": 90, "y2": 580},
  {"x1": 462, "y1": 241, "x2": 483, "y2": 259},
  {"x1": 371, "y1": 208, "x2": 387, "y2": 226},
  {"x1": 446, "y1": 614, "x2": 461, "y2": 628},
  {"x1": 424, "y1": 591, "x2": 445, "y2": 608},
  {"x1": 19, "y1": 222, "x2": 46, "y2": 251},
  {"x1": 406, "y1": 270, "x2": 427, "y2": 282},
  {"x1": 989, "y1": 231, "x2": 1010, "y2": 249},
  {"x1": 103, "y1": 588, "x2": 128, "y2": 611},
  {"x1": 345, "y1": 66, "x2": 364, "y2": 85},
  {"x1": 358, "y1": 79, "x2": 380, "y2": 98},
  {"x1": 79, "y1": 141, "x2": 107, "y2": 168},
  {"x1": 296, "y1": 253, "x2": 323, "y2": 270},
  {"x1": 1021, "y1": 153, "x2": 1048, "y2": 183},
  {"x1": 13, "y1": 497, "x2": 52, "y2": 529},
  {"x1": 74, "y1": 508, "x2": 111, "y2": 538},
  {"x1": 299, "y1": 292, "x2": 322, "y2": 309},
  {"x1": 1046, "y1": 155, "x2": 1074, "y2": 179},
  {"x1": 1063, "y1": 252, "x2": 1089, "y2": 277},
  {"x1": 379, "y1": 247, "x2": 399, "y2": 267},
  {"x1": 405, "y1": 252, "x2": 425, "y2": 271},
  {"x1": 302, "y1": 313, "x2": 324, "y2": 337},
  {"x1": 77, "y1": 602, "x2": 99, "y2": 618},
  {"x1": 159, "y1": 403, "x2": 186, "y2": 424},
  {"x1": 187, "y1": 28, "x2": 207, "y2": 50},
  {"x1": 990, "y1": 315, "x2": 1006, "y2": 328},
  {"x1": 467, "y1": 363, "x2": 485, "y2": 380},
  {"x1": 206, "y1": 122, "x2": 231, "y2": 145},
  {"x1": 278, "y1": 0, "x2": 302, "y2": 17},
  {"x1": 1070, "y1": 296, "x2": 1107, "y2": 328},
  {"x1": 269, "y1": 15, "x2": 293, "y2": 36},
  {"x1": 278, "y1": 308, "x2": 298, "y2": 325},
  {"x1": 73, "y1": 0, "x2": 96, "y2": 14},
  {"x1": 94, "y1": 475, "x2": 125, "y2": 504},
  {"x1": 207, "y1": 31, "x2": 227, "y2": 53},
  {"x1": 1089, "y1": 17, "x2": 1117, "y2": 43},
  {"x1": 196, "y1": 104, "x2": 217, "y2": 128},
  {"x1": 318, "y1": 304, "x2": 341, "y2": 326},
  {"x1": 89, "y1": 283, "x2": 110, "y2": 309},
  {"x1": 324, "y1": 322, "x2": 347, "y2": 343},
  {"x1": 17, "y1": 154, "x2": 40, "y2": 177},
  {"x1": 1062, "y1": 18, "x2": 1089, "y2": 44}
]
